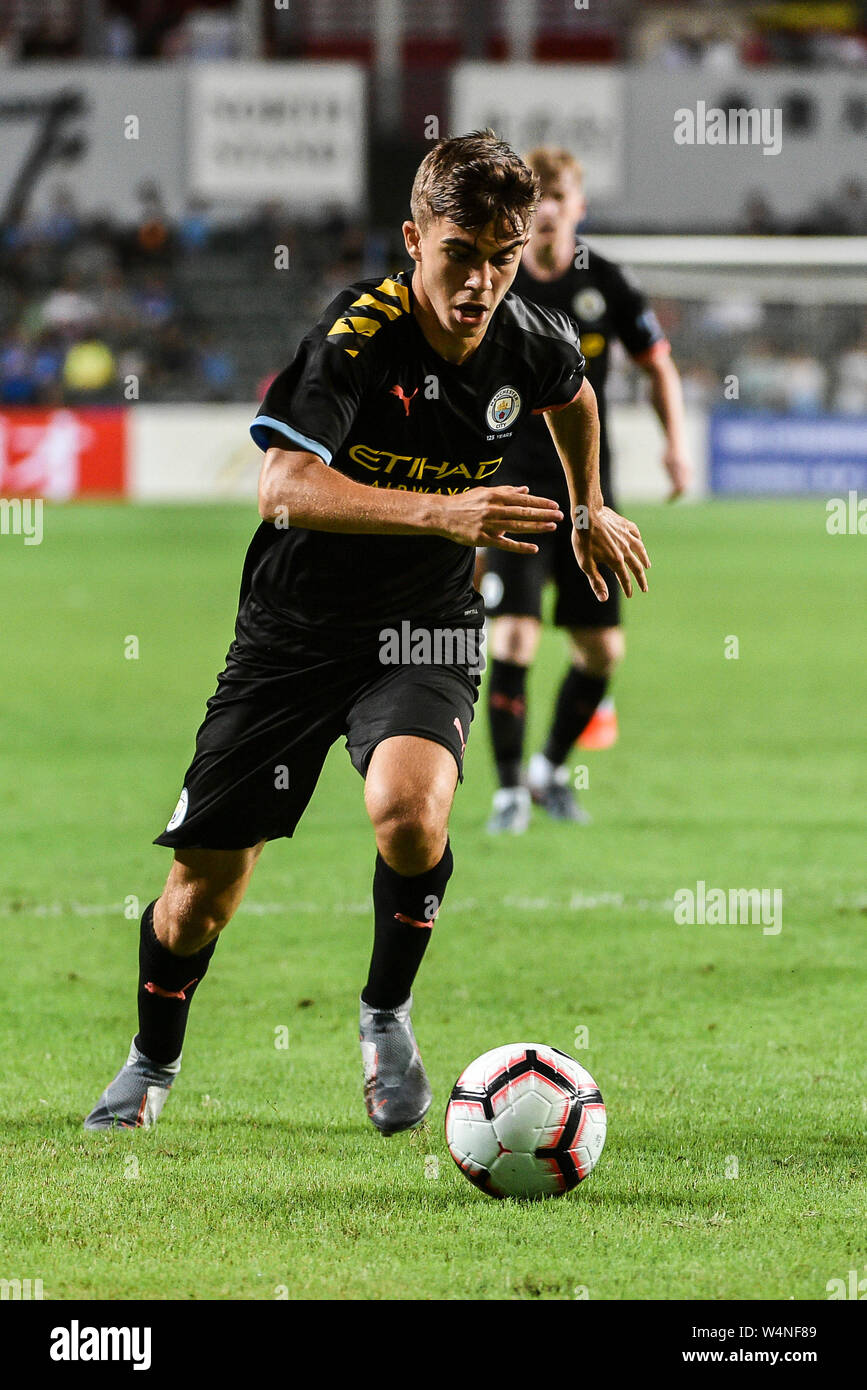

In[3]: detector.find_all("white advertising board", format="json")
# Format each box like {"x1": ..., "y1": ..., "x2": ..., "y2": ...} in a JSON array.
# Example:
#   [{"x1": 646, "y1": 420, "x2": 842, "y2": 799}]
[
  {"x1": 450, "y1": 64, "x2": 625, "y2": 200},
  {"x1": 188, "y1": 63, "x2": 366, "y2": 210}
]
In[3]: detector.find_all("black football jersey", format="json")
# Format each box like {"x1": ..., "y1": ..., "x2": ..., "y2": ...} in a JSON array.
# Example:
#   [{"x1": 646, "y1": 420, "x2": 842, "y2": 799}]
[
  {"x1": 245, "y1": 269, "x2": 585, "y2": 643},
  {"x1": 503, "y1": 240, "x2": 669, "y2": 497}
]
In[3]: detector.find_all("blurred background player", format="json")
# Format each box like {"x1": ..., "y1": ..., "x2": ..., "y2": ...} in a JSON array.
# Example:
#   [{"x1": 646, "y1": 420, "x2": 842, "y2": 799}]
[{"x1": 482, "y1": 147, "x2": 693, "y2": 832}]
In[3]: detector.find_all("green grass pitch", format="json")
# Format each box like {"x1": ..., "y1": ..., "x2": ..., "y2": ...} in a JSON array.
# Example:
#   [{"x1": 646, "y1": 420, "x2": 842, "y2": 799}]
[{"x1": 1, "y1": 499, "x2": 864, "y2": 1301}]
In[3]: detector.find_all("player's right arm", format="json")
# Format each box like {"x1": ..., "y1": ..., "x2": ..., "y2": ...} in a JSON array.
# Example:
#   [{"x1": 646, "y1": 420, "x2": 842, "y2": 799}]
[
  {"x1": 258, "y1": 444, "x2": 562, "y2": 553},
  {"x1": 253, "y1": 283, "x2": 561, "y2": 553}
]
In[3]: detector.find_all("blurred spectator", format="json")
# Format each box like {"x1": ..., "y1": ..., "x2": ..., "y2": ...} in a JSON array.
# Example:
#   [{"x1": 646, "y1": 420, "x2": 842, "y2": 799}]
[
  {"x1": 133, "y1": 274, "x2": 176, "y2": 328},
  {"x1": 103, "y1": 7, "x2": 136, "y2": 59},
  {"x1": 835, "y1": 179, "x2": 867, "y2": 236},
  {"x1": 179, "y1": 197, "x2": 214, "y2": 254},
  {"x1": 0, "y1": 331, "x2": 38, "y2": 404},
  {"x1": 33, "y1": 331, "x2": 65, "y2": 402},
  {"x1": 834, "y1": 333, "x2": 867, "y2": 414},
  {"x1": 243, "y1": 201, "x2": 294, "y2": 254},
  {"x1": 31, "y1": 187, "x2": 81, "y2": 248},
  {"x1": 127, "y1": 182, "x2": 174, "y2": 269},
  {"x1": 66, "y1": 216, "x2": 122, "y2": 282},
  {"x1": 20, "y1": 1, "x2": 79, "y2": 58},
  {"x1": 197, "y1": 330, "x2": 237, "y2": 401},
  {"x1": 163, "y1": 7, "x2": 240, "y2": 59},
  {"x1": 700, "y1": 297, "x2": 764, "y2": 337},
  {"x1": 62, "y1": 338, "x2": 117, "y2": 402},
  {"x1": 40, "y1": 272, "x2": 100, "y2": 336},
  {"x1": 95, "y1": 268, "x2": 140, "y2": 336},
  {"x1": 148, "y1": 321, "x2": 194, "y2": 390},
  {"x1": 780, "y1": 350, "x2": 827, "y2": 414},
  {"x1": 731, "y1": 339, "x2": 789, "y2": 410},
  {"x1": 800, "y1": 178, "x2": 867, "y2": 235},
  {"x1": 739, "y1": 192, "x2": 780, "y2": 236}
]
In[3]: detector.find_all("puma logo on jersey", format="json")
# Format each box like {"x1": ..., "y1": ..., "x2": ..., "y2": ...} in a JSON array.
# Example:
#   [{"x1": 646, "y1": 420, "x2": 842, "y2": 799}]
[{"x1": 390, "y1": 384, "x2": 418, "y2": 417}]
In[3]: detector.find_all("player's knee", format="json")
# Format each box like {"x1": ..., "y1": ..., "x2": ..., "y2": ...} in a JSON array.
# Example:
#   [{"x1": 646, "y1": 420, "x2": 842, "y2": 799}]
[
  {"x1": 572, "y1": 627, "x2": 625, "y2": 678},
  {"x1": 490, "y1": 616, "x2": 539, "y2": 666},
  {"x1": 370, "y1": 792, "x2": 448, "y2": 875},
  {"x1": 156, "y1": 887, "x2": 233, "y2": 955}
]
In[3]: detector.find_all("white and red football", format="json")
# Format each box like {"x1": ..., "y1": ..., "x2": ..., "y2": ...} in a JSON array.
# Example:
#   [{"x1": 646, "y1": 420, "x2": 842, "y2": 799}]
[{"x1": 445, "y1": 1043, "x2": 606, "y2": 1199}]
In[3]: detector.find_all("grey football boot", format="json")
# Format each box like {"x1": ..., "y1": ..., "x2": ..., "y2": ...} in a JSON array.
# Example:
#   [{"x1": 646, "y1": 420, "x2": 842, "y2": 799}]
[
  {"x1": 485, "y1": 786, "x2": 532, "y2": 835},
  {"x1": 359, "y1": 994, "x2": 432, "y2": 1135},
  {"x1": 84, "y1": 1038, "x2": 181, "y2": 1130},
  {"x1": 535, "y1": 780, "x2": 592, "y2": 824},
  {"x1": 527, "y1": 754, "x2": 592, "y2": 824}
]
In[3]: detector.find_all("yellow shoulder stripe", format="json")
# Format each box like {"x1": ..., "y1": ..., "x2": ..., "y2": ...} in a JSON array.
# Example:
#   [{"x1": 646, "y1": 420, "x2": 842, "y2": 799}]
[
  {"x1": 375, "y1": 276, "x2": 409, "y2": 312},
  {"x1": 351, "y1": 292, "x2": 403, "y2": 320},
  {"x1": 326, "y1": 277, "x2": 409, "y2": 353}
]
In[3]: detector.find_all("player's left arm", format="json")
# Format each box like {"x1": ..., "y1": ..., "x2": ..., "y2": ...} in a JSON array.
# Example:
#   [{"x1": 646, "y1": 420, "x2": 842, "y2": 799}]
[
  {"x1": 606, "y1": 258, "x2": 692, "y2": 500},
  {"x1": 637, "y1": 345, "x2": 693, "y2": 501},
  {"x1": 543, "y1": 379, "x2": 650, "y2": 602}
]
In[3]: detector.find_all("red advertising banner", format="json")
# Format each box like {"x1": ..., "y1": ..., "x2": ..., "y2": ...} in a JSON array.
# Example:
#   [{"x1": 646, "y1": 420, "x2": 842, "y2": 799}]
[{"x1": 0, "y1": 408, "x2": 127, "y2": 499}]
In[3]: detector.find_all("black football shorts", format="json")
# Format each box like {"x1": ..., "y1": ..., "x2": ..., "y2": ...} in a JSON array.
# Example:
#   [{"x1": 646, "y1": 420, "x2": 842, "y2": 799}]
[
  {"x1": 154, "y1": 627, "x2": 481, "y2": 851},
  {"x1": 482, "y1": 513, "x2": 621, "y2": 629}
]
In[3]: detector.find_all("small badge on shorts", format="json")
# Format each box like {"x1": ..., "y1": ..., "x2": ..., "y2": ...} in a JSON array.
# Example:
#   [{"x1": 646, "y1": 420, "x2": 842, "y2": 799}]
[
  {"x1": 166, "y1": 787, "x2": 189, "y2": 832},
  {"x1": 480, "y1": 571, "x2": 504, "y2": 610},
  {"x1": 485, "y1": 386, "x2": 521, "y2": 432}
]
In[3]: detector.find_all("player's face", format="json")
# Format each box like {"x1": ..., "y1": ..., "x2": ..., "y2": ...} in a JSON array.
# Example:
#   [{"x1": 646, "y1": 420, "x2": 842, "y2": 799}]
[
  {"x1": 532, "y1": 173, "x2": 586, "y2": 249},
  {"x1": 404, "y1": 216, "x2": 527, "y2": 346}
]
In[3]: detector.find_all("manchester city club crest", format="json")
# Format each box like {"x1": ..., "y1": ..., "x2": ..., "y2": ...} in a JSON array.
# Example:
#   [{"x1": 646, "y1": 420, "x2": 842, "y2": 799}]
[
  {"x1": 485, "y1": 385, "x2": 521, "y2": 432},
  {"x1": 573, "y1": 287, "x2": 606, "y2": 322}
]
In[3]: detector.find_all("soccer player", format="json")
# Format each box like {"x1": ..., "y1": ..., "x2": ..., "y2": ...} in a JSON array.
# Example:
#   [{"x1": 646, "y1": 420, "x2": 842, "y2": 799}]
[
  {"x1": 84, "y1": 132, "x2": 649, "y2": 1137},
  {"x1": 482, "y1": 147, "x2": 691, "y2": 832}
]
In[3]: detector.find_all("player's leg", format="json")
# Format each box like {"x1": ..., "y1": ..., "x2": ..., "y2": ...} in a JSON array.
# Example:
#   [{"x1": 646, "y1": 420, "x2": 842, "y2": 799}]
[
  {"x1": 364, "y1": 732, "x2": 457, "y2": 991},
  {"x1": 528, "y1": 625, "x2": 625, "y2": 820},
  {"x1": 481, "y1": 543, "x2": 547, "y2": 833},
  {"x1": 527, "y1": 516, "x2": 623, "y2": 820},
  {"x1": 356, "y1": 735, "x2": 458, "y2": 1134},
  {"x1": 84, "y1": 844, "x2": 264, "y2": 1130},
  {"x1": 347, "y1": 650, "x2": 478, "y2": 1134},
  {"x1": 85, "y1": 632, "x2": 348, "y2": 1131},
  {"x1": 485, "y1": 615, "x2": 541, "y2": 834}
]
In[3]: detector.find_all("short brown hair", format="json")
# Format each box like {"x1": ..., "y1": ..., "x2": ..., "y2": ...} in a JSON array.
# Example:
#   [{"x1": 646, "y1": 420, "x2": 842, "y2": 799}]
[
  {"x1": 410, "y1": 130, "x2": 540, "y2": 240},
  {"x1": 524, "y1": 147, "x2": 585, "y2": 191}
]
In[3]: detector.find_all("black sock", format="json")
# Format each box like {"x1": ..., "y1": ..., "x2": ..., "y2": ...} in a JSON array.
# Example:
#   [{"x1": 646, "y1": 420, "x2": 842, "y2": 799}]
[
  {"x1": 134, "y1": 901, "x2": 217, "y2": 1066},
  {"x1": 362, "y1": 841, "x2": 454, "y2": 1010},
  {"x1": 488, "y1": 658, "x2": 528, "y2": 788},
  {"x1": 543, "y1": 668, "x2": 608, "y2": 768}
]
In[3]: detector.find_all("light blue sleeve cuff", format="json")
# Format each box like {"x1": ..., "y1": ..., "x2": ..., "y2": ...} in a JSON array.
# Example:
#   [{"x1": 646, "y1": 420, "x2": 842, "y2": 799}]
[{"x1": 250, "y1": 415, "x2": 333, "y2": 464}]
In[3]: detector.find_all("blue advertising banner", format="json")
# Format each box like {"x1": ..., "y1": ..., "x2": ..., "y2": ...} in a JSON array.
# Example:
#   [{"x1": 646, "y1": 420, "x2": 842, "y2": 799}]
[{"x1": 709, "y1": 411, "x2": 867, "y2": 495}]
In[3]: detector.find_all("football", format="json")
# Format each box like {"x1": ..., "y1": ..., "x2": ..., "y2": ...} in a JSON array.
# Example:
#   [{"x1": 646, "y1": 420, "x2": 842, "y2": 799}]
[{"x1": 445, "y1": 1043, "x2": 607, "y2": 1199}]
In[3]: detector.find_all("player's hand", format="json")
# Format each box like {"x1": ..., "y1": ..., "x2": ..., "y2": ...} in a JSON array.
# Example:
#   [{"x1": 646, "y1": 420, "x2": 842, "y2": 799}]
[
  {"x1": 662, "y1": 445, "x2": 693, "y2": 501},
  {"x1": 438, "y1": 485, "x2": 563, "y2": 553},
  {"x1": 572, "y1": 506, "x2": 650, "y2": 601}
]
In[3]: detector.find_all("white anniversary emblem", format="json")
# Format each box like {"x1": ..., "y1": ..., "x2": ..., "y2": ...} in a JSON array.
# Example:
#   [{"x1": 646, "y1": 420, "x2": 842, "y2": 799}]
[
  {"x1": 572, "y1": 288, "x2": 606, "y2": 322},
  {"x1": 166, "y1": 787, "x2": 189, "y2": 832},
  {"x1": 480, "y1": 570, "x2": 504, "y2": 610},
  {"x1": 485, "y1": 385, "x2": 521, "y2": 432}
]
